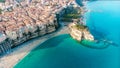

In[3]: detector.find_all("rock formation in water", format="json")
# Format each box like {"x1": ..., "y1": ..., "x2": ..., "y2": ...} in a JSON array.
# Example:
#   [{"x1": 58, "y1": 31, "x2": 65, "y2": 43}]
[
  {"x1": 69, "y1": 23, "x2": 94, "y2": 42},
  {"x1": 69, "y1": 23, "x2": 118, "y2": 49}
]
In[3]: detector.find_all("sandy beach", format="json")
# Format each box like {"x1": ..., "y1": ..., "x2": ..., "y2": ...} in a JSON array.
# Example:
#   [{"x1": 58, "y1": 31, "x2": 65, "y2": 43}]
[{"x1": 0, "y1": 24, "x2": 69, "y2": 68}]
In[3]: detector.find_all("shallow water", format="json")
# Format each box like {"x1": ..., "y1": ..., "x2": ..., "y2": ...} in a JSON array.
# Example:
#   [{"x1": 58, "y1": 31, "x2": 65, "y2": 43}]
[
  {"x1": 14, "y1": 1, "x2": 120, "y2": 68},
  {"x1": 14, "y1": 34, "x2": 119, "y2": 68}
]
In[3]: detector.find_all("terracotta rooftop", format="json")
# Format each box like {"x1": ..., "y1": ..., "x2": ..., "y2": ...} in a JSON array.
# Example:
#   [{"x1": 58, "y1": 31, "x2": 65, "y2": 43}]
[{"x1": 0, "y1": 0, "x2": 74, "y2": 35}]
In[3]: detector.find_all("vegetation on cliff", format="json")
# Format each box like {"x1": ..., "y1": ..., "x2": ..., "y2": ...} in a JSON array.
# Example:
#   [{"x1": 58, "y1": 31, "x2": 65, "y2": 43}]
[
  {"x1": 0, "y1": 8, "x2": 2, "y2": 14},
  {"x1": 73, "y1": 24, "x2": 87, "y2": 30},
  {"x1": 0, "y1": 0, "x2": 5, "y2": 3},
  {"x1": 60, "y1": 5, "x2": 82, "y2": 22}
]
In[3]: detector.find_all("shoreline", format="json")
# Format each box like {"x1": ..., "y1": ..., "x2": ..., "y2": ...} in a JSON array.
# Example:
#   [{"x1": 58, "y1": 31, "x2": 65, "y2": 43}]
[
  {"x1": 0, "y1": 24, "x2": 69, "y2": 68},
  {"x1": 0, "y1": 0, "x2": 76, "y2": 55},
  {"x1": 0, "y1": 0, "x2": 83, "y2": 68}
]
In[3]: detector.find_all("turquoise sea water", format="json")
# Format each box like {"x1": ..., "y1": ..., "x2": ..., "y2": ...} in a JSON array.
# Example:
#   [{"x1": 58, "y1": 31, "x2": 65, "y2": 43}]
[
  {"x1": 14, "y1": 1, "x2": 120, "y2": 68},
  {"x1": 14, "y1": 34, "x2": 119, "y2": 68},
  {"x1": 85, "y1": 1, "x2": 120, "y2": 45}
]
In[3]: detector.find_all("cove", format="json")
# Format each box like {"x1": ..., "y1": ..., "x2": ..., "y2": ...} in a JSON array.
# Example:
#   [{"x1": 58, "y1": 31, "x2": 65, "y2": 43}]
[
  {"x1": 14, "y1": 1, "x2": 120, "y2": 68},
  {"x1": 14, "y1": 34, "x2": 119, "y2": 68}
]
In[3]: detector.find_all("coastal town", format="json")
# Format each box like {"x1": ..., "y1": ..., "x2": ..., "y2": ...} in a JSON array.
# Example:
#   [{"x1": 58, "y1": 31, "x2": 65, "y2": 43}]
[
  {"x1": 0, "y1": 0, "x2": 81, "y2": 54},
  {"x1": 0, "y1": 0, "x2": 119, "y2": 68},
  {"x1": 0, "y1": 0, "x2": 85, "y2": 68}
]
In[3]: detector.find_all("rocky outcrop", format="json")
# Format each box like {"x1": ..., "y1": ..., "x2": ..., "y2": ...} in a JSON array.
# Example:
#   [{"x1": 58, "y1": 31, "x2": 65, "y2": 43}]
[{"x1": 69, "y1": 23, "x2": 94, "y2": 42}]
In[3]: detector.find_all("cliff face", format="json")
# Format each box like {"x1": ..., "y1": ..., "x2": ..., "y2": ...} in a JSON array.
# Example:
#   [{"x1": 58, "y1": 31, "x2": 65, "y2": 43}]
[
  {"x1": 69, "y1": 23, "x2": 94, "y2": 42},
  {"x1": 0, "y1": 34, "x2": 12, "y2": 54},
  {"x1": 0, "y1": 20, "x2": 58, "y2": 55}
]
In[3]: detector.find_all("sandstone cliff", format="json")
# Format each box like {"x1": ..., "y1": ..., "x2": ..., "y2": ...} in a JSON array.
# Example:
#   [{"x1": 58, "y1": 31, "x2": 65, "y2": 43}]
[{"x1": 69, "y1": 23, "x2": 94, "y2": 42}]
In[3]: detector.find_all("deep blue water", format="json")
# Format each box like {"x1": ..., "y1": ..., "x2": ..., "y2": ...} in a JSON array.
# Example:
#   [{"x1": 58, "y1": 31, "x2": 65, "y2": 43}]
[
  {"x1": 14, "y1": 1, "x2": 120, "y2": 68},
  {"x1": 85, "y1": 1, "x2": 120, "y2": 45}
]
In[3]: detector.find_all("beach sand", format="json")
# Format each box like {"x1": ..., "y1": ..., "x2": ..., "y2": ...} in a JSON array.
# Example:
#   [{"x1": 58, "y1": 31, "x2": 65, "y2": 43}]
[{"x1": 0, "y1": 25, "x2": 69, "y2": 68}]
